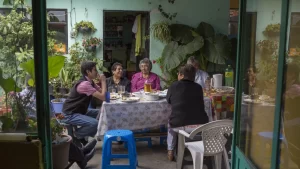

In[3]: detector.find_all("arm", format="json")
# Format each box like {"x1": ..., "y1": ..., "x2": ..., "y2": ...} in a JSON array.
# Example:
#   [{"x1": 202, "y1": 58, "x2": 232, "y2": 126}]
[
  {"x1": 155, "y1": 75, "x2": 161, "y2": 90},
  {"x1": 166, "y1": 84, "x2": 173, "y2": 104},
  {"x1": 92, "y1": 75, "x2": 107, "y2": 101},
  {"x1": 131, "y1": 74, "x2": 138, "y2": 92}
]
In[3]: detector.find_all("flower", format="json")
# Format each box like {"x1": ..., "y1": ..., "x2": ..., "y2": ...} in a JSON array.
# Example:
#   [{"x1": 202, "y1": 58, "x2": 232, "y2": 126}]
[{"x1": 152, "y1": 60, "x2": 156, "y2": 64}]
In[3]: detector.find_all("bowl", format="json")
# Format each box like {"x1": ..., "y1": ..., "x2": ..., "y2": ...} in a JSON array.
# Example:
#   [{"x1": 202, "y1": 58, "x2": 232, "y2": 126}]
[{"x1": 144, "y1": 93, "x2": 160, "y2": 101}]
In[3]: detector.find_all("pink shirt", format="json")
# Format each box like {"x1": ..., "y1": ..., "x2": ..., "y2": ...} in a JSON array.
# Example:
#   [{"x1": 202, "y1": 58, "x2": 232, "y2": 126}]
[
  {"x1": 131, "y1": 72, "x2": 161, "y2": 92},
  {"x1": 77, "y1": 76, "x2": 101, "y2": 96}
]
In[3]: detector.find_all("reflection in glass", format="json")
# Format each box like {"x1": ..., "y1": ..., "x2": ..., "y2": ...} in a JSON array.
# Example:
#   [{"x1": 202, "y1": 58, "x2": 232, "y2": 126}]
[
  {"x1": 238, "y1": 0, "x2": 282, "y2": 168},
  {"x1": 280, "y1": 4, "x2": 300, "y2": 169}
]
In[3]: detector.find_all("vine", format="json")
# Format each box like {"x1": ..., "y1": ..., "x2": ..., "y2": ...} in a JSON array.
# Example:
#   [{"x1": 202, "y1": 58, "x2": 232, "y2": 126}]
[{"x1": 158, "y1": 0, "x2": 177, "y2": 20}]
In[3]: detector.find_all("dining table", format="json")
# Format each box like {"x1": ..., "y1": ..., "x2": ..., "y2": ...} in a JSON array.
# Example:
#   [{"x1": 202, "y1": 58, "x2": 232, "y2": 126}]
[{"x1": 96, "y1": 96, "x2": 213, "y2": 138}]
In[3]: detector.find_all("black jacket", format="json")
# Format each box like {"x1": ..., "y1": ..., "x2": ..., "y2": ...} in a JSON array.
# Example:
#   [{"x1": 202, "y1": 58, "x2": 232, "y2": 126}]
[
  {"x1": 106, "y1": 76, "x2": 131, "y2": 92},
  {"x1": 166, "y1": 79, "x2": 208, "y2": 128}
]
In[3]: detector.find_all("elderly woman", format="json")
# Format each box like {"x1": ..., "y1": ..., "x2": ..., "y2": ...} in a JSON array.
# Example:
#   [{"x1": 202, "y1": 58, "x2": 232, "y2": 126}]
[
  {"x1": 131, "y1": 58, "x2": 161, "y2": 92},
  {"x1": 106, "y1": 62, "x2": 131, "y2": 92}
]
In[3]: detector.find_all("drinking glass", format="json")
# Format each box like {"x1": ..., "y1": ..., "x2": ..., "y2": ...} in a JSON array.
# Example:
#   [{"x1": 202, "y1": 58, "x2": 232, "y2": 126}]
[{"x1": 144, "y1": 81, "x2": 152, "y2": 93}]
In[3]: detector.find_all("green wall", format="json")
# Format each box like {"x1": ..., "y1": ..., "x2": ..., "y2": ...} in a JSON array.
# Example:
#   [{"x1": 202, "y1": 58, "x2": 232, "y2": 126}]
[{"x1": 1, "y1": 0, "x2": 230, "y2": 75}]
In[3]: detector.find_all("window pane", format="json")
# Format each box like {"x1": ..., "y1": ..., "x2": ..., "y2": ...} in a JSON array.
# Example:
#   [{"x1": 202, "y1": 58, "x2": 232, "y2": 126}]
[
  {"x1": 280, "y1": 3, "x2": 300, "y2": 169},
  {"x1": 238, "y1": 0, "x2": 282, "y2": 168},
  {"x1": 0, "y1": 2, "x2": 37, "y2": 133}
]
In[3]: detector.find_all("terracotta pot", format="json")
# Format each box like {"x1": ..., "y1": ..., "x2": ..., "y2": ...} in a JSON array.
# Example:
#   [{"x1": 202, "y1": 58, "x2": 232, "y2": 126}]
[{"x1": 52, "y1": 135, "x2": 72, "y2": 169}]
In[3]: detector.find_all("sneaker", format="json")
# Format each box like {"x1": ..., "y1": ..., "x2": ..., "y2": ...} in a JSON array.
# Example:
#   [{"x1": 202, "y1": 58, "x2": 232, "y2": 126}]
[
  {"x1": 77, "y1": 148, "x2": 96, "y2": 169},
  {"x1": 82, "y1": 139, "x2": 97, "y2": 155}
]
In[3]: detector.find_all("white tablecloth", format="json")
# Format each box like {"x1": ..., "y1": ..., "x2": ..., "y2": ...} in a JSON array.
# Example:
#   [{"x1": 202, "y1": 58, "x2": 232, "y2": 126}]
[{"x1": 96, "y1": 97, "x2": 212, "y2": 137}]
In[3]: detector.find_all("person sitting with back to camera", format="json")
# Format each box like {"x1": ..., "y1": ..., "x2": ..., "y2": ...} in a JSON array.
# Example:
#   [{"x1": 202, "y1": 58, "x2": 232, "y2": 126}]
[
  {"x1": 61, "y1": 61, "x2": 107, "y2": 145},
  {"x1": 166, "y1": 64, "x2": 209, "y2": 161}
]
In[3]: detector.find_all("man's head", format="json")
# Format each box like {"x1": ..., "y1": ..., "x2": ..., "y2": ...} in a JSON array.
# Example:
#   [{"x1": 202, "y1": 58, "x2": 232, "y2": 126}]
[
  {"x1": 187, "y1": 56, "x2": 199, "y2": 69},
  {"x1": 81, "y1": 61, "x2": 98, "y2": 79},
  {"x1": 177, "y1": 64, "x2": 196, "y2": 81}
]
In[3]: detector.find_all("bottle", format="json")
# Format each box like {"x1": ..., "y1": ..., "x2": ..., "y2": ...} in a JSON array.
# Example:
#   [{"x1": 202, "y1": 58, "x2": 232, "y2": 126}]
[
  {"x1": 105, "y1": 92, "x2": 110, "y2": 103},
  {"x1": 225, "y1": 65, "x2": 234, "y2": 87},
  {"x1": 205, "y1": 76, "x2": 211, "y2": 92}
]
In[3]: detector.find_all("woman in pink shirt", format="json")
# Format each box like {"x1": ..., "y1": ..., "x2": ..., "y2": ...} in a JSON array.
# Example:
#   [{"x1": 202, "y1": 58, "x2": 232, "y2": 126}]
[{"x1": 131, "y1": 58, "x2": 161, "y2": 92}]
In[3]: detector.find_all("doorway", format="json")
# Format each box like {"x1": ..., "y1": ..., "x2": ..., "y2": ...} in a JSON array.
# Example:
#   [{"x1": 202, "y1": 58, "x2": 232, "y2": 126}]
[{"x1": 103, "y1": 10, "x2": 150, "y2": 79}]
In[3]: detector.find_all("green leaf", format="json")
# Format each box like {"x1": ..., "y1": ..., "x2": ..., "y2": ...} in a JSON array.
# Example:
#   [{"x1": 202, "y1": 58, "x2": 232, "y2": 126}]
[
  {"x1": 196, "y1": 22, "x2": 215, "y2": 39},
  {"x1": 28, "y1": 79, "x2": 34, "y2": 86},
  {"x1": 170, "y1": 24, "x2": 195, "y2": 44},
  {"x1": 20, "y1": 55, "x2": 66, "y2": 86},
  {"x1": 204, "y1": 34, "x2": 231, "y2": 64},
  {"x1": 0, "y1": 68, "x2": 21, "y2": 93},
  {"x1": 48, "y1": 55, "x2": 66, "y2": 79},
  {"x1": 3, "y1": 0, "x2": 12, "y2": 5},
  {"x1": 162, "y1": 36, "x2": 204, "y2": 71}
]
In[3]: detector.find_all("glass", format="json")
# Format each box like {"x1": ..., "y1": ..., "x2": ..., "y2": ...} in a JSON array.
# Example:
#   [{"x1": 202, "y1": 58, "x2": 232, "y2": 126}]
[
  {"x1": 237, "y1": 0, "x2": 282, "y2": 168},
  {"x1": 0, "y1": 0, "x2": 37, "y2": 133},
  {"x1": 118, "y1": 85, "x2": 125, "y2": 95},
  {"x1": 279, "y1": 3, "x2": 300, "y2": 169},
  {"x1": 144, "y1": 80, "x2": 152, "y2": 93}
]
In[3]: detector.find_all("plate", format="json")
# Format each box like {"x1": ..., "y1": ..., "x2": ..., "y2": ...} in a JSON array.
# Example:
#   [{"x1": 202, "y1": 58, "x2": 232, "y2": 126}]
[
  {"x1": 110, "y1": 95, "x2": 119, "y2": 100},
  {"x1": 244, "y1": 99, "x2": 262, "y2": 104},
  {"x1": 121, "y1": 97, "x2": 140, "y2": 103}
]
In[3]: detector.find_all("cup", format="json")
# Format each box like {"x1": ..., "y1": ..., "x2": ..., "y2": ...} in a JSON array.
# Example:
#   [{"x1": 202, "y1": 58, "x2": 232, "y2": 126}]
[
  {"x1": 144, "y1": 82, "x2": 151, "y2": 93},
  {"x1": 105, "y1": 92, "x2": 110, "y2": 103}
]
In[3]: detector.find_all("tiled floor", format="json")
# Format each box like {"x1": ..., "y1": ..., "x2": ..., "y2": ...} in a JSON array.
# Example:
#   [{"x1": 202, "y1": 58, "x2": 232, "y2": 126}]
[{"x1": 69, "y1": 137, "x2": 210, "y2": 169}]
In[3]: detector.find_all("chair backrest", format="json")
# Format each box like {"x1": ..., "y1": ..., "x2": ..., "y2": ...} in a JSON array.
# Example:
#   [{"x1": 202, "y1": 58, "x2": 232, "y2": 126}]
[{"x1": 190, "y1": 120, "x2": 233, "y2": 155}]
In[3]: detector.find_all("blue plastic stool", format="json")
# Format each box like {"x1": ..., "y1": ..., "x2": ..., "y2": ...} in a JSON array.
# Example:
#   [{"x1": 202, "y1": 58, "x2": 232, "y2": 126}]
[
  {"x1": 133, "y1": 128, "x2": 152, "y2": 148},
  {"x1": 159, "y1": 125, "x2": 167, "y2": 145},
  {"x1": 102, "y1": 130, "x2": 138, "y2": 169}
]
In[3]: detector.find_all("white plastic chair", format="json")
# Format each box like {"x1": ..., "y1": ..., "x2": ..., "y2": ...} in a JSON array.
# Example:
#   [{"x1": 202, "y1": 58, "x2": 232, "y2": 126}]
[{"x1": 176, "y1": 120, "x2": 233, "y2": 169}]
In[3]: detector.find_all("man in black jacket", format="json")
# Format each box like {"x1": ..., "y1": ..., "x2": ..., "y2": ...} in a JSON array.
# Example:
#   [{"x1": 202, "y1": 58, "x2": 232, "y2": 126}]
[{"x1": 166, "y1": 64, "x2": 209, "y2": 161}]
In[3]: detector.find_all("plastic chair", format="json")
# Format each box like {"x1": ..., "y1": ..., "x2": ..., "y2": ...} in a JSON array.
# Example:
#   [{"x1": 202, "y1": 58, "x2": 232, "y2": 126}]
[
  {"x1": 177, "y1": 120, "x2": 233, "y2": 169},
  {"x1": 102, "y1": 130, "x2": 138, "y2": 169}
]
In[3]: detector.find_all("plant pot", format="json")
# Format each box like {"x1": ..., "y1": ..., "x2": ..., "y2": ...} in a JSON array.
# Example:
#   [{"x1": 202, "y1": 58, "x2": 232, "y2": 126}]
[
  {"x1": 52, "y1": 135, "x2": 72, "y2": 169},
  {"x1": 78, "y1": 26, "x2": 91, "y2": 33},
  {"x1": 51, "y1": 99, "x2": 66, "y2": 114},
  {"x1": 85, "y1": 45, "x2": 96, "y2": 52}
]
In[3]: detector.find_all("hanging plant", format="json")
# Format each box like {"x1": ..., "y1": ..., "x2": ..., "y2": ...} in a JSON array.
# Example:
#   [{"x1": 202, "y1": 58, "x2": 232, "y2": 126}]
[
  {"x1": 82, "y1": 37, "x2": 102, "y2": 52},
  {"x1": 263, "y1": 23, "x2": 280, "y2": 37},
  {"x1": 151, "y1": 21, "x2": 171, "y2": 44},
  {"x1": 75, "y1": 21, "x2": 96, "y2": 34}
]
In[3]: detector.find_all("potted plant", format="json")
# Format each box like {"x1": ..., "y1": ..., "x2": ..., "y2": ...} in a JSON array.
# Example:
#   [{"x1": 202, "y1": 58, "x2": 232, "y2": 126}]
[
  {"x1": 263, "y1": 23, "x2": 280, "y2": 37},
  {"x1": 75, "y1": 21, "x2": 96, "y2": 34},
  {"x1": 51, "y1": 117, "x2": 72, "y2": 169},
  {"x1": 82, "y1": 37, "x2": 102, "y2": 52},
  {"x1": 28, "y1": 117, "x2": 72, "y2": 169}
]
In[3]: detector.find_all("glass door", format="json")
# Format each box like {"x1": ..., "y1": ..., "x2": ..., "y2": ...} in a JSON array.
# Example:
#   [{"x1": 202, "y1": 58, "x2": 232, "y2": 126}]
[{"x1": 232, "y1": 0, "x2": 288, "y2": 168}]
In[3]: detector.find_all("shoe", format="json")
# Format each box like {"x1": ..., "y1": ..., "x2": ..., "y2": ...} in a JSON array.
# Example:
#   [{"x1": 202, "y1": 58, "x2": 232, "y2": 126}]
[
  {"x1": 82, "y1": 139, "x2": 97, "y2": 155},
  {"x1": 79, "y1": 138, "x2": 88, "y2": 146},
  {"x1": 77, "y1": 148, "x2": 96, "y2": 169},
  {"x1": 168, "y1": 150, "x2": 174, "y2": 161}
]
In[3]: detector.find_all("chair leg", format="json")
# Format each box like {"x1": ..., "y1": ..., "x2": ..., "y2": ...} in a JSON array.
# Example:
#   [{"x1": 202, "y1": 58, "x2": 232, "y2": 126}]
[
  {"x1": 214, "y1": 154, "x2": 222, "y2": 169},
  {"x1": 223, "y1": 149, "x2": 230, "y2": 169},
  {"x1": 176, "y1": 134, "x2": 185, "y2": 169},
  {"x1": 188, "y1": 149, "x2": 204, "y2": 169}
]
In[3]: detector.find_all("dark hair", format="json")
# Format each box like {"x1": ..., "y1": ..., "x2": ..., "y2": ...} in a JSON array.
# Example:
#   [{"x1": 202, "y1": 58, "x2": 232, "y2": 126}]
[
  {"x1": 81, "y1": 61, "x2": 97, "y2": 76},
  {"x1": 111, "y1": 62, "x2": 122, "y2": 72},
  {"x1": 178, "y1": 64, "x2": 196, "y2": 81}
]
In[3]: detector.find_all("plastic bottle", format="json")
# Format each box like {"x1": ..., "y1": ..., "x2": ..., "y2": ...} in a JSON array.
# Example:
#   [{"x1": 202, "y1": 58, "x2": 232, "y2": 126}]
[
  {"x1": 205, "y1": 77, "x2": 211, "y2": 92},
  {"x1": 225, "y1": 65, "x2": 234, "y2": 87}
]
